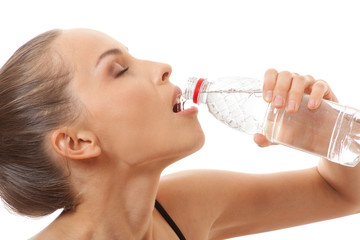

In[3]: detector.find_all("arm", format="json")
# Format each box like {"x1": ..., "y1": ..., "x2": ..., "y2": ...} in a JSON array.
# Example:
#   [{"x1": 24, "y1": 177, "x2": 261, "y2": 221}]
[{"x1": 159, "y1": 167, "x2": 358, "y2": 240}]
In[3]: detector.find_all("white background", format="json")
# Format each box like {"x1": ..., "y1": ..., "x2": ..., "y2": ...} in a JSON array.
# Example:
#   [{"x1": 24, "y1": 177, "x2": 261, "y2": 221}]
[{"x1": 1, "y1": 0, "x2": 360, "y2": 239}]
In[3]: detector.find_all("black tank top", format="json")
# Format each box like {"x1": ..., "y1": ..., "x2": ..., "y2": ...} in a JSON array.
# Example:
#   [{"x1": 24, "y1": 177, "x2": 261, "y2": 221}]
[{"x1": 155, "y1": 200, "x2": 186, "y2": 240}]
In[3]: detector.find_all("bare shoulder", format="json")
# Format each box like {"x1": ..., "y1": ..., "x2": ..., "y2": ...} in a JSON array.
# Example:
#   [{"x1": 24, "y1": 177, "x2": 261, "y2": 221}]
[
  {"x1": 157, "y1": 169, "x2": 258, "y2": 214},
  {"x1": 157, "y1": 170, "x2": 222, "y2": 238},
  {"x1": 156, "y1": 169, "x2": 250, "y2": 238},
  {"x1": 158, "y1": 169, "x2": 256, "y2": 197},
  {"x1": 158, "y1": 169, "x2": 247, "y2": 195},
  {"x1": 157, "y1": 169, "x2": 221, "y2": 210},
  {"x1": 158, "y1": 169, "x2": 237, "y2": 203}
]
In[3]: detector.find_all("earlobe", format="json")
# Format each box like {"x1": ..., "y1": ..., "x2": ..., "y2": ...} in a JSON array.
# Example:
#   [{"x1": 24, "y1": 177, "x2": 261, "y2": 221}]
[{"x1": 50, "y1": 128, "x2": 101, "y2": 160}]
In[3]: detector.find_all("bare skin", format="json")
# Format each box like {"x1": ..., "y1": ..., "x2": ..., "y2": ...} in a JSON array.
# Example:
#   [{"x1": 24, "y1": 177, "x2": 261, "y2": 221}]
[{"x1": 31, "y1": 29, "x2": 360, "y2": 240}]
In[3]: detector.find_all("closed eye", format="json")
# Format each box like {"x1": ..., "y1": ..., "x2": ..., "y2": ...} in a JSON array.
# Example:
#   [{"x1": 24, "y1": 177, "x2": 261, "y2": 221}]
[
  {"x1": 110, "y1": 61, "x2": 129, "y2": 78},
  {"x1": 115, "y1": 67, "x2": 129, "y2": 78}
]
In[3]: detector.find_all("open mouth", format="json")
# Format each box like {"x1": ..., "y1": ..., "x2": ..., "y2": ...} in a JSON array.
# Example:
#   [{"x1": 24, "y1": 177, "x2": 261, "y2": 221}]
[{"x1": 173, "y1": 95, "x2": 186, "y2": 113}]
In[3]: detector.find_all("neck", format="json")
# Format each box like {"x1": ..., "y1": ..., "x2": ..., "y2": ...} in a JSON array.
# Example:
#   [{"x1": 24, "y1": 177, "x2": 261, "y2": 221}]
[{"x1": 53, "y1": 161, "x2": 165, "y2": 240}]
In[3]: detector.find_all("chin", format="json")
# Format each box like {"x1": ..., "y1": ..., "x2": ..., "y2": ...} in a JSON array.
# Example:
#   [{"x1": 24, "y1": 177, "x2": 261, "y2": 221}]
[
  {"x1": 192, "y1": 121, "x2": 206, "y2": 149},
  {"x1": 143, "y1": 121, "x2": 205, "y2": 166},
  {"x1": 195, "y1": 128, "x2": 206, "y2": 150},
  {"x1": 180, "y1": 126, "x2": 206, "y2": 159}
]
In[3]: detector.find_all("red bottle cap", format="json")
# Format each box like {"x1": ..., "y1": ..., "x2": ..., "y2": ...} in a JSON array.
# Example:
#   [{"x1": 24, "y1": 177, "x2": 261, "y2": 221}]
[{"x1": 193, "y1": 78, "x2": 205, "y2": 104}]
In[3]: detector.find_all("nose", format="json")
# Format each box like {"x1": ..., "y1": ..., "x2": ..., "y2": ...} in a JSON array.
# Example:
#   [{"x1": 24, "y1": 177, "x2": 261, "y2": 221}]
[{"x1": 149, "y1": 61, "x2": 172, "y2": 85}]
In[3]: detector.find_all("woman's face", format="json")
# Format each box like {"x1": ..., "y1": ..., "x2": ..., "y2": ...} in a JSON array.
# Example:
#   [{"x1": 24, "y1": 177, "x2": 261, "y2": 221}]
[{"x1": 55, "y1": 29, "x2": 204, "y2": 166}]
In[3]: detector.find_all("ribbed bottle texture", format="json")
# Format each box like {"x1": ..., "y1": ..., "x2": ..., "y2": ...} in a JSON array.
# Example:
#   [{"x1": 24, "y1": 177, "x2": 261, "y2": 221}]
[{"x1": 184, "y1": 76, "x2": 267, "y2": 134}]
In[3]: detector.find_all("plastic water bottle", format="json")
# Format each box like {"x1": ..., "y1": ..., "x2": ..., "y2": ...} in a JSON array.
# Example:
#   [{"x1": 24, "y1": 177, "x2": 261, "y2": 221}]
[{"x1": 183, "y1": 76, "x2": 360, "y2": 167}]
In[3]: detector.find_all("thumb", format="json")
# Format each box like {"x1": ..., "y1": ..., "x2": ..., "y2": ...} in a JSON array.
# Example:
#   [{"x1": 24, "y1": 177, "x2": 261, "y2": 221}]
[{"x1": 253, "y1": 133, "x2": 273, "y2": 147}]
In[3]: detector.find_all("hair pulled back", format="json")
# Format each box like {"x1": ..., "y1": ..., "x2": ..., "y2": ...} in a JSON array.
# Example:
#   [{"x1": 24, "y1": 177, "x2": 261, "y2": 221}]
[{"x1": 0, "y1": 29, "x2": 79, "y2": 217}]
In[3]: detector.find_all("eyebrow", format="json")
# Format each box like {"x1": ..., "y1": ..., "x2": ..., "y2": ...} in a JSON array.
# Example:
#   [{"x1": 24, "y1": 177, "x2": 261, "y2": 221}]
[{"x1": 96, "y1": 48, "x2": 122, "y2": 67}]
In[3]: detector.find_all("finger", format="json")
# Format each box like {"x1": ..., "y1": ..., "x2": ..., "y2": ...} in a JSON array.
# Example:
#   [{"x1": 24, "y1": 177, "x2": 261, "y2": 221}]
[
  {"x1": 286, "y1": 74, "x2": 306, "y2": 113},
  {"x1": 253, "y1": 134, "x2": 273, "y2": 147},
  {"x1": 308, "y1": 79, "x2": 330, "y2": 109},
  {"x1": 272, "y1": 71, "x2": 292, "y2": 108},
  {"x1": 304, "y1": 75, "x2": 316, "y2": 95},
  {"x1": 263, "y1": 68, "x2": 278, "y2": 102}
]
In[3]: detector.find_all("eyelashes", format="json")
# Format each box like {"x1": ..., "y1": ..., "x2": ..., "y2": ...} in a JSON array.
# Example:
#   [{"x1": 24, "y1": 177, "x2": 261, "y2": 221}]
[
  {"x1": 110, "y1": 62, "x2": 129, "y2": 78},
  {"x1": 115, "y1": 66, "x2": 129, "y2": 78}
]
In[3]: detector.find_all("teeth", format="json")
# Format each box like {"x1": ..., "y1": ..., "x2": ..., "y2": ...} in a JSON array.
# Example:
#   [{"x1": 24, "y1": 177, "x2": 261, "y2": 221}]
[
  {"x1": 179, "y1": 96, "x2": 185, "y2": 111},
  {"x1": 173, "y1": 95, "x2": 186, "y2": 113}
]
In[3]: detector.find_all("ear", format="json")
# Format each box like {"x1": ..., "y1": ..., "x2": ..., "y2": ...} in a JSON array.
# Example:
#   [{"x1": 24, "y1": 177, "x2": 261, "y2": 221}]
[{"x1": 50, "y1": 127, "x2": 101, "y2": 160}]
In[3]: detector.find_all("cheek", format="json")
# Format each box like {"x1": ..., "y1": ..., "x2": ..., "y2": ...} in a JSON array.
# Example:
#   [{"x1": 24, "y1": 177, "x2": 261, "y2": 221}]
[
  {"x1": 122, "y1": 87, "x2": 165, "y2": 123},
  {"x1": 103, "y1": 93, "x2": 174, "y2": 162},
  {"x1": 94, "y1": 85, "x2": 167, "y2": 140}
]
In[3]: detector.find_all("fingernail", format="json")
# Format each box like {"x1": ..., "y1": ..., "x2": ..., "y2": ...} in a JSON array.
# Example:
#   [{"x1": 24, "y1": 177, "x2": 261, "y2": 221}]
[
  {"x1": 308, "y1": 99, "x2": 316, "y2": 109},
  {"x1": 273, "y1": 95, "x2": 284, "y2": 107},
  {"x1": 287, "y1": 100, "x2": 296, "y2": 112},
  {"x1": 265, "y1": 91, "x2": 273, "y2": 102}
]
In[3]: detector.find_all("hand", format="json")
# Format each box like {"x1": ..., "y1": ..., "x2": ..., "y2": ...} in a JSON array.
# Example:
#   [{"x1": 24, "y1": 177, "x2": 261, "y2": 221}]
[{"x1": 254, "y1": 68, "x2": 338, "y2": 147}]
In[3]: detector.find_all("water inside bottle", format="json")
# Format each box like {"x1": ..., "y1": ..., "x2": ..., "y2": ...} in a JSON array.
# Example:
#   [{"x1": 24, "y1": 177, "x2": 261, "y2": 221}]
[
  {"x1": 327, "y1": 110, "x2": 360, "y2": 166},
  {"x1": 263, "y1": 96, "x2": 360, "y2": 166},
  {"x1": 263, "y1": 102, "x2": 336, "y2": 158}
]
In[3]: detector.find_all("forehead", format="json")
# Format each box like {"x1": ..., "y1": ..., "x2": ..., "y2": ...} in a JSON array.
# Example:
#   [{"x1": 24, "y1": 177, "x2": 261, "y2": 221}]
[{"x1": 54, "y1": 29, "x2": 126, "y2": 67}]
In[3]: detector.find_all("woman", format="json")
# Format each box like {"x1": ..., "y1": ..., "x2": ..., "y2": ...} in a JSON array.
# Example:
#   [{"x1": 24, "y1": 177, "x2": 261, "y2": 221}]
[{"x1": 0, "y1": 28, "x2": 359, "y2": 240}]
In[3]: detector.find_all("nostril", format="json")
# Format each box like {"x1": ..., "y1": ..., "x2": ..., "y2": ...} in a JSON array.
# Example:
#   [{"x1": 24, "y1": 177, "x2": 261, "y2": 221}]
[{"x1": 162, "y1": 72, "x2": 169, "y2": 81}]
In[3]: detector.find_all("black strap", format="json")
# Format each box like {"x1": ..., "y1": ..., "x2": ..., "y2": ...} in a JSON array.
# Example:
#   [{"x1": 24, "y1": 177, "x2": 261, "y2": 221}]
[{"x1": 155, "y1": 200, "x2": 186, "y2": 240}]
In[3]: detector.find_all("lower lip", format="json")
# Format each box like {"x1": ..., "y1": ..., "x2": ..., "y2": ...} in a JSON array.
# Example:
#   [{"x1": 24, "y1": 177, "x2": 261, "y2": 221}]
[{"x1": 176, "y1": 106, "x2": 198, "y2": 115}]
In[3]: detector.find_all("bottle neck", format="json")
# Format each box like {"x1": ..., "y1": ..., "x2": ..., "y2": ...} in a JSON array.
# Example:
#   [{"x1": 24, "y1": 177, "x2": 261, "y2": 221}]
[{"x1": 184, "y1": 77, "x2": 210, "y2": 105}]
